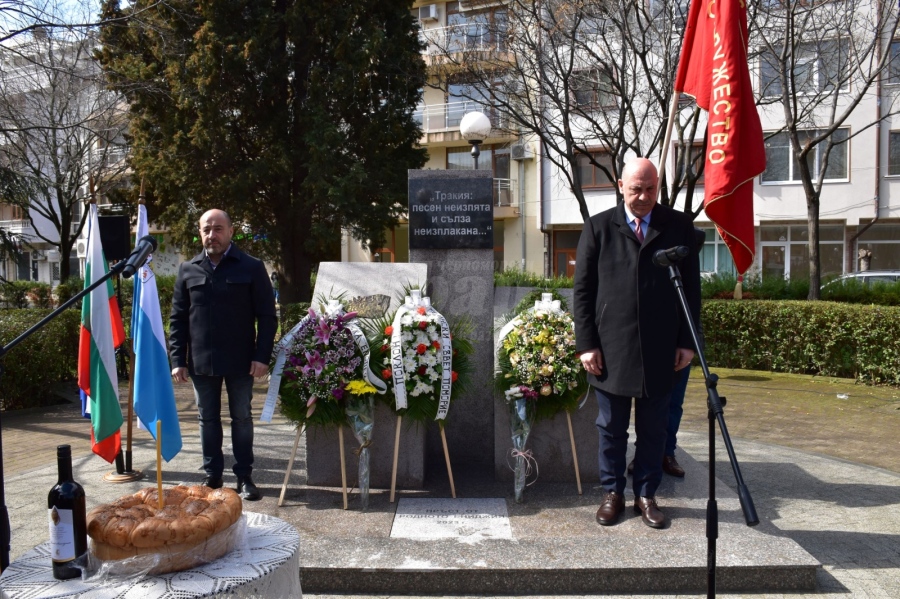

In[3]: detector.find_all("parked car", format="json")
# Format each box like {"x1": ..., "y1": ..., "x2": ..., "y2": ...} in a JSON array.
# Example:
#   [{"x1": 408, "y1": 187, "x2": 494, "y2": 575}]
[{"x1": 821, "y1": 270, "x2": 900, "y2": 289}]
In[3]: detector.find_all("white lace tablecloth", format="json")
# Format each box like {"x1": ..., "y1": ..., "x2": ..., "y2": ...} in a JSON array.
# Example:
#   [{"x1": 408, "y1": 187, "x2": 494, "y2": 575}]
[{"x1": 0, "y1": 512, "x2": 301, "y2": 599}]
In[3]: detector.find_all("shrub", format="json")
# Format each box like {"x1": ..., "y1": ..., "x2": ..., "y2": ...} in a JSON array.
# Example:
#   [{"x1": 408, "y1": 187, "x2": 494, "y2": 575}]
[
  {"x1": 54, "y1": 277, "x2": 84, "y2": 309},
  {"x1": 701, "y1": 272, "x2": 809, "y2": 300},
  {"x1": 0, "y1": 281, "x2": 31, "y2": 308},
  {"x1": 494, "y1": 267, "x2": 573, "y2": 288},
  {"x1": 26, "y1": 282, "x2": 54, "y2": 309},
  {"x1": 0, "y1": 308, "x2": 81, "y2": 410},
  {"x1": 820, "y1": 278, "x2": 900, "y2": 306},
  {"x1": 702, "y1": 300, "x2": 900, "y2": 385}
]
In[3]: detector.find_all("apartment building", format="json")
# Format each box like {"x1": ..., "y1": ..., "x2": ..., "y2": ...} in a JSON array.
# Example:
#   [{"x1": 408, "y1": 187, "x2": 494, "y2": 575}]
[
  {"x1": 0, "y1": 30, "x2": 129, "y2": 284},
  {"x1": 343, "y1": 0, "x2": 900, "y2": 282}
]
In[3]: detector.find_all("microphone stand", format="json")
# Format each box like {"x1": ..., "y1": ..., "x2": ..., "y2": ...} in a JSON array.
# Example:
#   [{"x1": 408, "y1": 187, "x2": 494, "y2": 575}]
[
  {"x1": 0, "y1": 259, "x2": 128, "y2": 572},
  {"x1": 663, "y1": 261, "x2": 759, "y2": 599}
]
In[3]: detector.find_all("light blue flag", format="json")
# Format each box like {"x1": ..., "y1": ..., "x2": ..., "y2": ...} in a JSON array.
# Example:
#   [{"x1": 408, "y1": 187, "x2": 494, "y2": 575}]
[{"x1": 132, "y1": 205, "x2": 182, "y2": 461}]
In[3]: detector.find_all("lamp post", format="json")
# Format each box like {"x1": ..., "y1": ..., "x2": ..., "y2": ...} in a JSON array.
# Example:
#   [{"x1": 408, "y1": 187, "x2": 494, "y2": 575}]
[{"x1": 459, "y1": 111, "x2": 492, "y2": 170}]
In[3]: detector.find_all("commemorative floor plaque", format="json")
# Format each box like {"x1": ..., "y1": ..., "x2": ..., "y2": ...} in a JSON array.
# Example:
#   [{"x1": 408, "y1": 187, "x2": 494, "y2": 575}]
[{"x1": 390, "y1": 498, "x2": 512, "y2": 541}]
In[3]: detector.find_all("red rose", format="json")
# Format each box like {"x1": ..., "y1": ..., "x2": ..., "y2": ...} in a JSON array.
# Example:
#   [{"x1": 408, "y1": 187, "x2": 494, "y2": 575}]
[
  {"x1": 417, "y1": 306, "x2": 427, "y2": 315},
  {"x1": 382, "y1": 368, "x2": 391, "y2": 379},
  {"x1": 453, "y1": 349, "x2": 458, "y2": 357},
  {"x1": 451, "y1": 371, "x2": 458, "y2": 382},
  {"x1": 417, "y1": 365, "x2": 427, "y2": 376},
  {"x1": 384, "y1": 326, "x2": 393, "y2": 335},
  {"x1": 418, "y1": 321, "x2": 428, "y2": 330},
  {"x1": 381, "y1": 344, "x2": 389, "y2": 353},
  {"x1": 416, "y1": 344, "x2": 427, "y2": 354},
  {"x1": 432, "y1": 340, "x2": 441, "y2": 349}
]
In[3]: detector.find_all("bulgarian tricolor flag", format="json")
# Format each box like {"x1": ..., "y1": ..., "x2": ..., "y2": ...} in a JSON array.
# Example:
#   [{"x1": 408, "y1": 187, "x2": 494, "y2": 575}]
[{"x1": 78, "y1": 203, "x2": 127, "y2": 462}]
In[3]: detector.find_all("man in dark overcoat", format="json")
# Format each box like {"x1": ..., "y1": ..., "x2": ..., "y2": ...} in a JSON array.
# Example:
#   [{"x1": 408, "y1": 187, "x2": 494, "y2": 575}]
[
  {"x1": 573, "y1": 158, "x2": 701, "y2": 528},
  {"x1": 170, "y1": 209, "x2": 277, "y2": 501}
]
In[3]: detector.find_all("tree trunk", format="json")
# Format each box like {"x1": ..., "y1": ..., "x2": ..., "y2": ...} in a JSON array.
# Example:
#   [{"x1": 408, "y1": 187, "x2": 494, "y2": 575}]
[
  {"x1": 279, "y1": 211, "x2": 313, "y2": 304},
  {"x1": 807, "y1": 197, "x2": 821, "y2": 300}
]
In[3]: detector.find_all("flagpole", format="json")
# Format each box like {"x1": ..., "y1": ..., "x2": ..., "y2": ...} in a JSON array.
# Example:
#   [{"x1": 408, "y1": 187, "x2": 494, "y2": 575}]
[
  {"x1": 656, "y1": 92, "x2": 681, "y2": 204},
  {"x1": 99, "y1": 178, "x2": 141, "y2": 483}
]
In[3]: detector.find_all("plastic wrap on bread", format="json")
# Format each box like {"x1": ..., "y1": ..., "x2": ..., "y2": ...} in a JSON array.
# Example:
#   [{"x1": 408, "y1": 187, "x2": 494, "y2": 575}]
[{"x1": 81, "y1": 484, "x2": 245, "y2": 579}]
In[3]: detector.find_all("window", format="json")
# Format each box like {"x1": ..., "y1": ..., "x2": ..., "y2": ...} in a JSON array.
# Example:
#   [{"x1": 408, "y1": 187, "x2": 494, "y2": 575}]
[
  {"x1": 447, "y1": 144, "x2": 510, "y2": 205},
  {"x1": 16, "y1": 251, "x2": 31, "y2": 281},
  {"x1": 698, "y1": 228, "x2": 736, "y2": 276},
  {"x1": 446, "y1": 2, "x2": 507, "y2": 52},
  {"x1": 674, "y1": 142, "x2": 705, "y2": 186},
  {"x1": 857, "y1": 223, "x2": 900, "y2": 270},
  {"x1": 553, "y1": 230, "x2": 582, "y2": 277},
  {"x1": 889, "y1": 41, "x2": 900, "y2": 85},
  {"x1": 571, "y1": 69, "x2": 615, "y2": 110},
  {"x1": 576, "y1": 151, "x2": 615, "y2": 189},
  {"x1": 759, "y1": 223, "x2": 844, "y2": 280},
  {"x1": 759, "y1": 39, "x2": 849, "y2": 97},
  {"x1": 889, "y1": 131, "x2": 900, "y2": 176},
  {"x1": 760, "y1": 129, "x2": 849, "y2": 183},
  {"x1": 445, "y1": 80, "x2": 506, "y2": 128}
]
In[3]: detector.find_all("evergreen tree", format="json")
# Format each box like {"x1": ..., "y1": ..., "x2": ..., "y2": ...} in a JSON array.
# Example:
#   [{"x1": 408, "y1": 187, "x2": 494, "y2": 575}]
[{"x1": 97, "y1": 0, "x2": 426, "y2": 302}]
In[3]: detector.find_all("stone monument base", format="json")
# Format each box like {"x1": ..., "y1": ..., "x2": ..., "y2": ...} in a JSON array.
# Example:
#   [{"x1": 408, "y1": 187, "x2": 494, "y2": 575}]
[{"x1": 305, "y1": 399, "x2": 427, "y2": 489}]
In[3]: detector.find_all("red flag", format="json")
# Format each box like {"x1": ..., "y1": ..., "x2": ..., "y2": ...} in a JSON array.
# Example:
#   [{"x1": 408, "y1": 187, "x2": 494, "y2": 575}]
[{"x1": 675, "y1": 0, "x2": 765, "y2": 276}]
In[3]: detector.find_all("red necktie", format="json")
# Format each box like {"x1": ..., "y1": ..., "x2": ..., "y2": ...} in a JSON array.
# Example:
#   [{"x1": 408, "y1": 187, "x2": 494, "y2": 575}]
[{"x1": 634, "y1": 218, "x2": 644, "y2": 243}]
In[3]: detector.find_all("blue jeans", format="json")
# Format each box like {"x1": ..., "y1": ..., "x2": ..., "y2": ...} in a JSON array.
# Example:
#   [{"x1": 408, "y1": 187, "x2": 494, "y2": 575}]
[
  {"x1": 192, "y1": 374, "x2": 255, "y2": 478},
  {"x1": 666, "y1": 365, "x2": 692, "y2": 457},
  {"x1": 596, "y1": 388, "x2": 669, "y2": 498}
]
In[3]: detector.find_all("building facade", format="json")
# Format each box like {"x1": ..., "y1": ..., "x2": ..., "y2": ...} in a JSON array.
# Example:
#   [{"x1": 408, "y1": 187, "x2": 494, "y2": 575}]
[{"x1": 344, "y1": 0, "x2": 900, "y2": 283}]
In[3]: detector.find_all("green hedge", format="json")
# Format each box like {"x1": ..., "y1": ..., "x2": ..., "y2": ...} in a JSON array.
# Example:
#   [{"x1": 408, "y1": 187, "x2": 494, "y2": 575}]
[
  {"x1": 0, "y1": 308, "x2": 81, "y2": 410},
  {"x1": 702, "y1": 300, "x2": 900, "y2": 385}
]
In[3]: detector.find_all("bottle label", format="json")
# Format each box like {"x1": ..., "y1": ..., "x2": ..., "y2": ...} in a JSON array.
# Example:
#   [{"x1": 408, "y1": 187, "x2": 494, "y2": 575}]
[{"x1": 49, "y1": 507, "x2": 76, "y2": 562}]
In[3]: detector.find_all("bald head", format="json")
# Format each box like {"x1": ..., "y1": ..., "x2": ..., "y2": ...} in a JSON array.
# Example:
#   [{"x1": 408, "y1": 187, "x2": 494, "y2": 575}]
[
  {"x1": 618, "y1": 158, "x2": 658, "y2": 218},
  {"x1": 198, "y1": 209, "x2": 234, "y2": 261}
]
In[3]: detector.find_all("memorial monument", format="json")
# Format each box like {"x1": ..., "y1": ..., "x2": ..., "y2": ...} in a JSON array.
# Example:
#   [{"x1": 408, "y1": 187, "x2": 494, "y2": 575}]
[{"x1": 408, "y1": 168, "x2": 495, "y2": 473}]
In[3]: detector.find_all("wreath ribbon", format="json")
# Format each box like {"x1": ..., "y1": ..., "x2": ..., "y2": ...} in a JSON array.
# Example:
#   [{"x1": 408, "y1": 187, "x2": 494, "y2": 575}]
[
  {"x1": 260, "y1": 301, "x2": 385, "y2": 423},
  {"x1": 388, "y1": 291, "x2": 453, "y2": 419}
]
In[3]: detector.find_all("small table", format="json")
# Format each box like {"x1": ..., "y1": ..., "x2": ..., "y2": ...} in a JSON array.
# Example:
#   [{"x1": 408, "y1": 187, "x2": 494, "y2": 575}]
[{"x1": 0, "y1": 512, "x2": 301, "y2": 599}]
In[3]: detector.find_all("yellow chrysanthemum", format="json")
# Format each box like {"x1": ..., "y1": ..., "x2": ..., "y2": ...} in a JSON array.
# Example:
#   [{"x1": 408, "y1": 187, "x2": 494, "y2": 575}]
[{"x1": 345, "y1": 380, "x2": 378, "y2": 395}]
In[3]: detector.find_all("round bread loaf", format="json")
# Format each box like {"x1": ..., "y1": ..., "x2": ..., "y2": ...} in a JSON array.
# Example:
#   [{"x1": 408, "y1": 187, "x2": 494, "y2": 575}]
[{"x1": 86, "y1": 485, "x2": 243, "y2": 573}]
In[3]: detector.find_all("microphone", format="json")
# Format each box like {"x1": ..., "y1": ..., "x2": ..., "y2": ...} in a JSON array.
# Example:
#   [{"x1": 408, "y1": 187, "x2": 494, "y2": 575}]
[
  {"x1": 652, "y1": 245, "x2": 690, "y2": 268},
  {"x1": 121, "y1": 235, "x2": 158, "y2": 279}
]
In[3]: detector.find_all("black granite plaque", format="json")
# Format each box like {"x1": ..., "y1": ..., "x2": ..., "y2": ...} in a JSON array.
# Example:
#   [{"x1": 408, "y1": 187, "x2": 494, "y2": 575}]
[{"x1": 408, "y1": 175, "x2": 494, "y2": 249}]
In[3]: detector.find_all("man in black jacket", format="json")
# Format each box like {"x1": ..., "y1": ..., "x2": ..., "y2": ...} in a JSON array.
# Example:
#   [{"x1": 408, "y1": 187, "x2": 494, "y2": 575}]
[
  {"x1": 573, "y1": 158, "x2": 701, "y2": 529},
  {"x1": 170, "y1": 209, "x2": 277, "y2": 501}
]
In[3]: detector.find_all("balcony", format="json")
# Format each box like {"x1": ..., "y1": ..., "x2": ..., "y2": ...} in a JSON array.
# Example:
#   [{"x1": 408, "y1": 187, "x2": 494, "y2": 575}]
[
  {"x1": 0, "y1": 219, "x2": 35, "y2": 238},
  {"x1": 493, "y1": 177, "x2": 519, "y2": 219},
  {"x1": 93, "y1": 145, "x2": 129, "y2": 169},
  {"x1": 413, "y1": 100, "x2": 514, "y2": 145},
  {"x1": 419, "y1": 23, "x2": 508, "y2": 56}
]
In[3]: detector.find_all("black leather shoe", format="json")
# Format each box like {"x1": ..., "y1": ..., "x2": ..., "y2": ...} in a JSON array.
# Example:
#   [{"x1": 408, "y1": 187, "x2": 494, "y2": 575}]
[
  {"x1": 595, "y1": 491, "x2": 625, "y2": 526},
  {"x1": 237, "y1": 476, "x2": 261, "y2": 501},
  {"x1": 201, "y1": 475, "x2": 223, "y2": 489},
  {"x1": 634, "y1": 496, "x2": 667, "y2": 529},
  {"x1": 663, "y1": 455, "x2": 686, "y2": 478}
]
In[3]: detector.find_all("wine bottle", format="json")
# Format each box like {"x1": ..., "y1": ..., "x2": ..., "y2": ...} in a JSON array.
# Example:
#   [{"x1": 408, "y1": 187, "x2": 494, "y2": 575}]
[{"x1": 48, "y1": 444, "x2": 87, "y2": 580}]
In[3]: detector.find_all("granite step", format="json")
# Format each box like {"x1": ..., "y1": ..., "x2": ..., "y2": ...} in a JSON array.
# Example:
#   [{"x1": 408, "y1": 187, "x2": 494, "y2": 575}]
[{"x1": 289, "y1": 444, "x2": 819, "y2": 595}]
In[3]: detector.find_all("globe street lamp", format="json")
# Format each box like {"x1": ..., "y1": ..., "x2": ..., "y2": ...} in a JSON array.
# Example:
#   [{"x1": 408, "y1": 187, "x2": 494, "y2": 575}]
[{"x1": 459, "y1": 111, "x2": 492, "y2": 170}]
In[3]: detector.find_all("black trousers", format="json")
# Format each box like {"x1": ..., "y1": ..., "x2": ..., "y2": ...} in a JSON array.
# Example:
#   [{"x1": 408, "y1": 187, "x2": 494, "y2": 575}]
[{"x1": 595, "y1": 387, "x2": 670, "y2": 498}]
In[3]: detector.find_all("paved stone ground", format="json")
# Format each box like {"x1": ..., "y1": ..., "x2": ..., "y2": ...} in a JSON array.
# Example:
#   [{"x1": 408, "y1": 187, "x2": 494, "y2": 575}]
[{"x1": 2, "y1": 368, "x2": 899, "y2": 597}]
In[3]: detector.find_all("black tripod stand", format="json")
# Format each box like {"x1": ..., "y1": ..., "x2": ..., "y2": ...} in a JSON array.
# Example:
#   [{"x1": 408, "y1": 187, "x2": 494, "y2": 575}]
[{"x1": 656, "y1": 248, "x2": 759, "y2": 598}]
